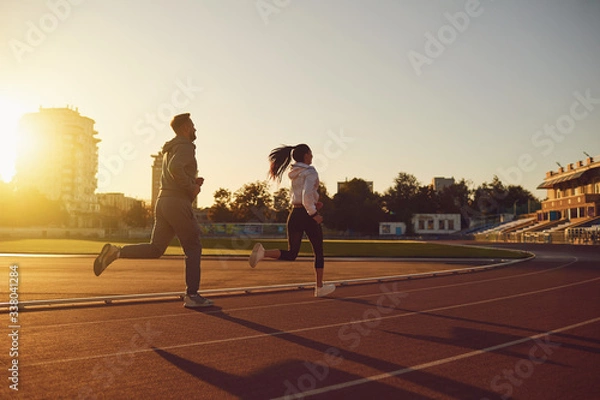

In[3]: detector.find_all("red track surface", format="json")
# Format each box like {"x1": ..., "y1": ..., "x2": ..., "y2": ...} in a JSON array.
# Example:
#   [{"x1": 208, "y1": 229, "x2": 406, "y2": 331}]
[{"x1": 2, "y1": 243, "x2": 599, "y2": 399}]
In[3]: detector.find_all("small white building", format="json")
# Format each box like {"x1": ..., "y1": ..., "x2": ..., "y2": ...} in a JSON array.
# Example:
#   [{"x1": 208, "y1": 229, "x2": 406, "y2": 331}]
[
  {"x1": 380, "y1": 214, "x2": 461, "y2": 236},
  {"x1": 412, "y1": 213, "x2": 461, "y2": 235},
  {"x1": 379, "y1": 222, "x2": 406, "y2": 236}
]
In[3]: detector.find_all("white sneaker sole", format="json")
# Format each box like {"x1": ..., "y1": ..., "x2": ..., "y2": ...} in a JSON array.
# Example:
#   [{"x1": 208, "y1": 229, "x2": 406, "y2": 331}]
[
  {"x1": 315, "y1": 284, "x2": 336, "y2": 297},
  {"x1": 249, "y1": 243, "x2": 264, "y2": 268}
]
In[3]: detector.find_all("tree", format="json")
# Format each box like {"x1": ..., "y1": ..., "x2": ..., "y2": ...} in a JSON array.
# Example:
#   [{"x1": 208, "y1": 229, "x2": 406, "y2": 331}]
[
  {"x1": 0, "y1": 185, "x2": 68, "y2": 227},
  {"x1": 414, "y1": 185, "x2": 437, "y2": 214},
  {"x1": 272, "y1": 187, "x2": 290, "y2": 223},
  {"x1": 471, "y1": 176, "x2": 541, "y2": 222},
  {"x1": 208, "y1": 188, "x2": 235, "y2": 222},
  {"x1": 318, "y1": 182, "x2": 335, "y2": 225},
  {"x1": 383, "y1": 172, "x2": 421, "y2": 234},
  {"x1": 230, "y1": 181, "x2": 273, "y2": 222},
  {"x1": 329, "y1": 178, "x2": 385, "y2": 234},
  {"x1": 473, "y1": 176, "x2": 508, "y2": 216},
  {"x1": 123, "y1": 201, "x2": 151, "y2": 228},
  {"x1": 435, "y1": 179, "x2": 474, "y2": 228},
  {"x1": 501, "y1": 185, "x2": 540, "y2": 215}
]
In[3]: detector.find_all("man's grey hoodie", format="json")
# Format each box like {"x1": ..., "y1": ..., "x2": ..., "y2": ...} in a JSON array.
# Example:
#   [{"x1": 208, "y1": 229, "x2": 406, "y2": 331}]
[{"x1": 158, "y1": 135, "x2": 198, "y2": 202}]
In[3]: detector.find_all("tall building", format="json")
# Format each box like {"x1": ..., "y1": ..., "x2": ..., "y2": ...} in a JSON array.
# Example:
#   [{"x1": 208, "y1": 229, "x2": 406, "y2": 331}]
[
  {"x1": 337, "y1": 179, "x2": 373, "y2": 193},
  {"x1": 151, "y1": 152, "x2": 162, "y2": 210},
  {"x1": 15, "y1": 106, "x2": 100, "y2": 227},
  {"x1": 150, "y1": 151, "x2": 198, "y2": 209},
  {"x1": 96, "y1": 192, "x2": 140, "y2": 212},
  {"x1": 431, "y1": 177, "x2": 455, "y2": 192}
]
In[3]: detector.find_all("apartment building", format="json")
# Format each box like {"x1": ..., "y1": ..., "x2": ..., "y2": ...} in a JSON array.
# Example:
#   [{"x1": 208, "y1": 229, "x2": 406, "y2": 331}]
[
  {"x1": 15, "y1": 106, "x2": 100, "y2": 227},
  {"x1": 96, "y1": 192, "x2": 140, "y2": 212},
  {"x1": 151, "y1": 150, "x2": 198, "y2": 210}
]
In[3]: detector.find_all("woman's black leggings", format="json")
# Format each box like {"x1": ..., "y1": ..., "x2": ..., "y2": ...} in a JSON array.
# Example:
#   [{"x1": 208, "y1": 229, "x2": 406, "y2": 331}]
[{"x1": 279, "y1": 207, "x2": 324, "y2": 269}]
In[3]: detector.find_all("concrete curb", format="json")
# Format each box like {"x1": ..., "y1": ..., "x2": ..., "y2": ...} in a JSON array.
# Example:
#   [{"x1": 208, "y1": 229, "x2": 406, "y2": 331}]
[{"x1": 0, "y1": 253, "x2": 535, "y2": 311}]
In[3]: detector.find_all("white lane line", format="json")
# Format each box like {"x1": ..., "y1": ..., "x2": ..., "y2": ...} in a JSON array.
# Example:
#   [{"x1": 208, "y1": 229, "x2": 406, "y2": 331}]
[
  {"x1": 270, "y1": 316, "x2": 600, "y2": 400},
  {"x1": 26, "y1": 257, "x2": 579, "y2": 329},
  {"x1": 26, "y1": 275, "x2": 600, "y2": 367}
]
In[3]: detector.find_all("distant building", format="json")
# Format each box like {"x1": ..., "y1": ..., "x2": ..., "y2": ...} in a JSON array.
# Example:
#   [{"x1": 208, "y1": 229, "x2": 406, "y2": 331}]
[
  {"x1": 412, "y1": 213, "x2": 461, "y2": 234},
  {"x1": 96, "y1": 193, "x2": 140, "y2": 212},
  {"x1": 379, "y1": 213, "x2": 461, "y2": 236},
  {"x1": 151, "y1": 150, "x2": 198, "y2": 210},
  {"x1": 15, "y1": 106, "x2": 100, "y2": 227},
  {"x1": 431, "y1": 177, "x2": 455, "y2": 192},
  {"x1": 536, "y1": 156, "x2": 600, "y2": 222},
  {"x1": 379, "y1": 222, "x2": 406, "y2": 236},
  {"x1": 151, "y1": 152, "x2": 162, "y2": 210},
  {"x1": 337, "y1": 179, "x2": 373, "y2": 193}
]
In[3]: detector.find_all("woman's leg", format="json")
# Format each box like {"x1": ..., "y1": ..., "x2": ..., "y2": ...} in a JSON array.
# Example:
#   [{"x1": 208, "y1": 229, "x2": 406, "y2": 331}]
[
  {"x1": 304, "y1": 214, "x2": 325, "y2": 286},
  {"x1": 278, "y1": 209, "x2": 304, "y2": 261}
]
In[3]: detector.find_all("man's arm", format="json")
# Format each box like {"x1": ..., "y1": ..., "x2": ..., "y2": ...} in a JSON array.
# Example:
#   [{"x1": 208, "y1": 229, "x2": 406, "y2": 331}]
[{"x1": 168, "y1": 144, "x2": 198, "y2": 198}]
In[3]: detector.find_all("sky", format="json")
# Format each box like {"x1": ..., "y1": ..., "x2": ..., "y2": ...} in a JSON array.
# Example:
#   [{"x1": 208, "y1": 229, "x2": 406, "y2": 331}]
[{"x1": 1, "y1": 0, "x2": 599, "y2": 208}]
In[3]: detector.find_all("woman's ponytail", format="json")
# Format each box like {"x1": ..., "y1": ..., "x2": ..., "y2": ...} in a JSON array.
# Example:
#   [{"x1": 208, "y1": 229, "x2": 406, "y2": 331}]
[
  {"x1": 269, "y1": 145, "x2": 295, "y2": 182},
  {"x1": 268, "y1": 144, "x2": 312, "y2": 182}
]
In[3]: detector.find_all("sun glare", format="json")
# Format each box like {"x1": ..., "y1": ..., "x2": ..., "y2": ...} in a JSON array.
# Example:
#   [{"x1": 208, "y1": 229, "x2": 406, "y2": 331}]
[{"x1": 0, "y1": 97, "x2": 27, "y2": 183}]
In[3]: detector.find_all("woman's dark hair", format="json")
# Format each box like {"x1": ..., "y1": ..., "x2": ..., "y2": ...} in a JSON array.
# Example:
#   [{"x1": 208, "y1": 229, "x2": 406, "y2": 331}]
[{"x1": 268, "y1": 144, "x2": 311, "y2": 181}]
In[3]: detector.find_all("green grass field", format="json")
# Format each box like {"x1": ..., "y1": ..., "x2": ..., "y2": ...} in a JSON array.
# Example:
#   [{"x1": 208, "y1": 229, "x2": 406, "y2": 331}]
[{"x1": 0, "y1": 238, "x2": 528, "y2": 259}]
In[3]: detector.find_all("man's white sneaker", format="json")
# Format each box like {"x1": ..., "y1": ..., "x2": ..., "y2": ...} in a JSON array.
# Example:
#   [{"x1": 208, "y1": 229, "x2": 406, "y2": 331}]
[
  {"x1": 249, "y1": 243, "x2": 265, "y2": 268},
  {"x1": 93, "y1": 244, "x2": 120, "y2": 276},
  {"x1": 315, "y1": 283, "x2": 336, "y2": 298}
]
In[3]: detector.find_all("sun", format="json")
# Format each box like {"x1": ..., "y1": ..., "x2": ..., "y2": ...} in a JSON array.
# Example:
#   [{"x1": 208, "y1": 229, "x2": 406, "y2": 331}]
[{"x1": 0, "y1": 97, "x2": 27, "y2": 183}]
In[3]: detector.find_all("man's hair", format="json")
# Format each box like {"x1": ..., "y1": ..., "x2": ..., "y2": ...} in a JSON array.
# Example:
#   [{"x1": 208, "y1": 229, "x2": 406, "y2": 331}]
[{"x1": 170, "y1": 113, "x2": 191, "y2": 134}]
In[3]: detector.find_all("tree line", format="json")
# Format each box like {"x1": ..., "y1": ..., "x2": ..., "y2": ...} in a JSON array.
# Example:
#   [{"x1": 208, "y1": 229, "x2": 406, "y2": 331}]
[
  {"x1": 0, "y1": 182, "x2": 150, "y2": 228},
  {"x1": 0, "y1": 184, "x2": 69, "y2": 227},
  {"x1": 0, "y1": 172, "x2": 542, "y2": 234},
  {"x1": 205, "y1": 172, "x2": 542, "y2": 235}
]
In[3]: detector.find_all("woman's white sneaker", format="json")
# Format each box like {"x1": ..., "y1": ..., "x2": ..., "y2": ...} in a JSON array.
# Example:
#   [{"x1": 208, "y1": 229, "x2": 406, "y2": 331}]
[
  {"x1": 249, "y1": 243, "x2": 265, "y2": 268},
  {"x1": 315, "y1": 284, "x2": 336, "y2": 297}
]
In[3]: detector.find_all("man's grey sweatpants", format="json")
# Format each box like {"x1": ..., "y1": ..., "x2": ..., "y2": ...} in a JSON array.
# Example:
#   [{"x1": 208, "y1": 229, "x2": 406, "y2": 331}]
[{"x1": 119, "y1": 196, "x2": 202, "y2": 294}]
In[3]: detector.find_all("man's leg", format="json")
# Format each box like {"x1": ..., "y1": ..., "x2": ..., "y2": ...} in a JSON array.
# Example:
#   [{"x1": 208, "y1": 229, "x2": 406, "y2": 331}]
[
  {"x1": 94, "y1": 200, "x2": 175, "y2": 276},
  {"x1": 162, "y1": 197, "x2": 202, "y2": 295},
  {"x1": 120, "y1": 198, "x2": 174, "y2": 259}
]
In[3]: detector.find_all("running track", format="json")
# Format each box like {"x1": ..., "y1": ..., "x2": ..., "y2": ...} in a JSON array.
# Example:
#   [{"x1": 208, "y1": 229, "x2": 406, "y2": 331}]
[{"x1": 2, "y1": 243, "x2": 599, "y2": 399}]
